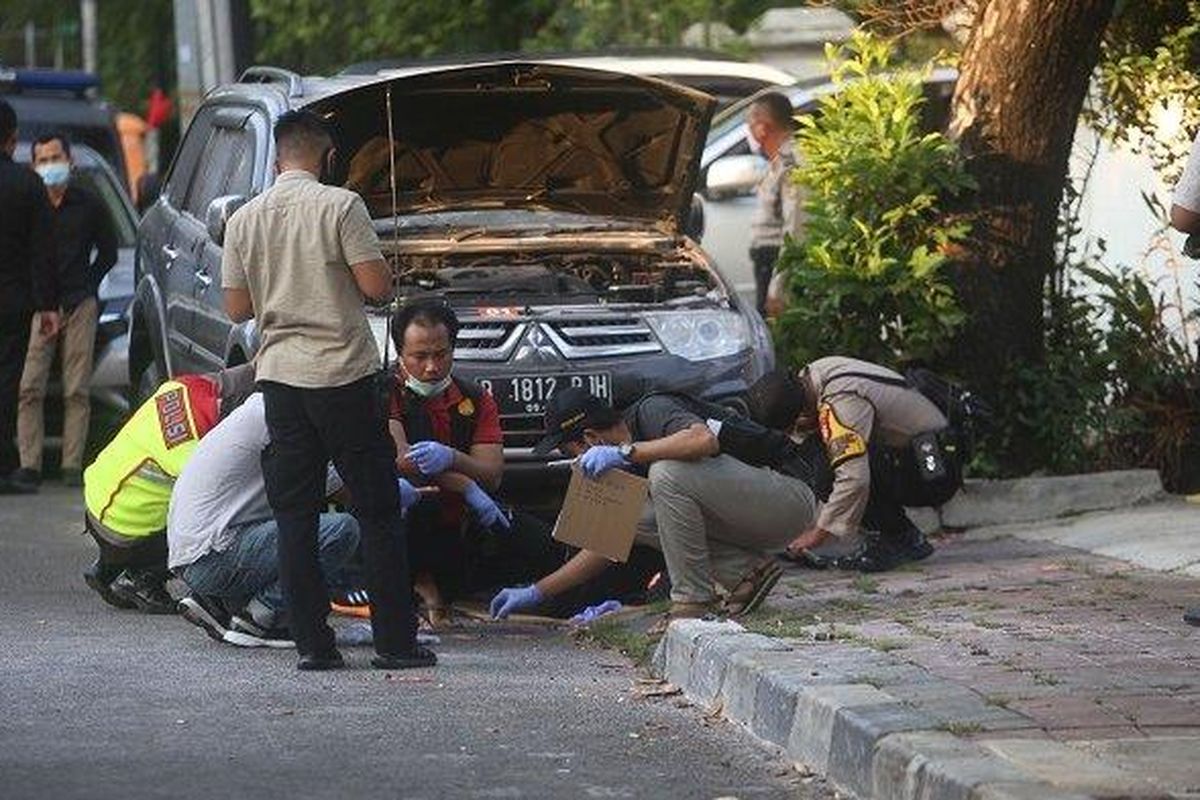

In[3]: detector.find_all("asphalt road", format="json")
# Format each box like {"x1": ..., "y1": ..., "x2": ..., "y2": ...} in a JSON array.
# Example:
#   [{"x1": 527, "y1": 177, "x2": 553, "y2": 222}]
[{"x1": 0, "y1": 486, "x2": 831, "y2": 800}]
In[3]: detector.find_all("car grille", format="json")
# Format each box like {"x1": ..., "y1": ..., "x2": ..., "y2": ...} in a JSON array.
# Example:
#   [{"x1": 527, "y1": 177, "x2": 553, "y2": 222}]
[
  {"x1": 454, "y1": 321, "x2": 525, "y2": 362},
  {"x1": 499, "y1": 413, "x2": 548, "y2": 451},
  {"x1": 542, "y1": 318, "x2": 661, "y2": 359}
]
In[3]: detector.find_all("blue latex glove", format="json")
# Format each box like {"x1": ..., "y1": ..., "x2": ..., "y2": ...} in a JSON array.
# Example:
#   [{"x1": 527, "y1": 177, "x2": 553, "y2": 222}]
[
  {"x1": 579, "y1": 445, "x2": 629, "y2": 478},
  {"x1": 463, "y1": 481, "x2": 511, "y2": 532},
  {"x1": 397, "y1": 478, "x2": 421, "y2": 512},
  {"x1": 489, "y1": 584, "x2": 544, "y2": 619},
  {"x1": 569, "y1": 599, "x2": 623, "y2": 625},
  {"x1": 408, "y1": 440, "x2": 456, "y2": 476}
]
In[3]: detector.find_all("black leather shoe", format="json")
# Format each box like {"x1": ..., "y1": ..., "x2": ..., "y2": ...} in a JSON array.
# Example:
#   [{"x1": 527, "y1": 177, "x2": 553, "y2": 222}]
[
  {"x1": 11, "y1": 468, "x2": 40, "y2": 491},
  {"x1": 108, "y1": 570, "x2": 177, "y2": 614},
  {"x1": 372, "y1": 645, "x2": 437, "y2": 670},
  {"x1": 895, "y1": 522, "x2": 935, "y2": 562},
  {"x1": 834, "y1": 536, "x2": 901, "y2": 573},
  {"x1": 83, "y1": 560, "x2": 136, "y2": 609},
  {"x1": 1184, "y1": 607, "x2": 1200, "y2": 627},
  {"x1": 298, "y1": 650, "x2": 345, "y2": 671},
  {"x1": 0, "y1": 476, "x2": 38, "y2": 495}
]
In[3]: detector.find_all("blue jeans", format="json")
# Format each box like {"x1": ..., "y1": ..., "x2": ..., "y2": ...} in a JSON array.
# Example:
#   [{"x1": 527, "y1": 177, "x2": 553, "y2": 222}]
[{"x1": 181, "y1": 512, "x2": 360, "y2": 627}]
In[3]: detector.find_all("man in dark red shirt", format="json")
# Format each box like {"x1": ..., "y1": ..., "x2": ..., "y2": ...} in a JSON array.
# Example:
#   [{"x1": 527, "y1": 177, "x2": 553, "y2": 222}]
[{"x1": 385, "y1": 300, "x2": 514, "y2": 623}]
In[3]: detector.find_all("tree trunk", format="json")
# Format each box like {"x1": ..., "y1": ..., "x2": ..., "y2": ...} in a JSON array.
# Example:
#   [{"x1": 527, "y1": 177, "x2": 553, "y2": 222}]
[{"x1": 948, "y1": 0, "x2": 1115, "y2": 471}]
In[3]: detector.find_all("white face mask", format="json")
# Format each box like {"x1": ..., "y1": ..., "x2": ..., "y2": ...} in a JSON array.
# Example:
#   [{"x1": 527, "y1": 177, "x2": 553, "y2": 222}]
[
  {"x1": 405, "y1": 374, "x2": 452, "y2": 398},
  {"x1": 36, "y1": 162, "x2": 70, "y2": 187}
]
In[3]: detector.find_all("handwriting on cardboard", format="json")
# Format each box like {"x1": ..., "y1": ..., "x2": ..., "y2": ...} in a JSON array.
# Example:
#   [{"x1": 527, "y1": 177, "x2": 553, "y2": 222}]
[{"x1": 552, "y1": 466, "x2": 649, "y2": 562}]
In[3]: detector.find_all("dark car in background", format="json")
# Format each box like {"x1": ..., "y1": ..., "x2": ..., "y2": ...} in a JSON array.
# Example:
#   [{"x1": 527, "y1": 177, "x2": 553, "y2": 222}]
[
  {"x1": 131, "y1": 62, "x2": 774, "y2": 488},
  {"x1": 1, "y1": 67, "x2": 128, "y2": 192}
]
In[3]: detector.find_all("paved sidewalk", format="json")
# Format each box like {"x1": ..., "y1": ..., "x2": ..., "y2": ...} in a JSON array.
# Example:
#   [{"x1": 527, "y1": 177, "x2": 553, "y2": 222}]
[{"x1": 655, "y1": 497, "x2": 1200, "y2": 799}]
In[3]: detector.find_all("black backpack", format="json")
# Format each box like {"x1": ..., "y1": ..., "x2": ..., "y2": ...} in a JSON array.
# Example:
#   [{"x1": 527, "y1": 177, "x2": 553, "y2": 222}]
[{"x1": 830, "y1": 367, "x2": 993, "y2": 461}]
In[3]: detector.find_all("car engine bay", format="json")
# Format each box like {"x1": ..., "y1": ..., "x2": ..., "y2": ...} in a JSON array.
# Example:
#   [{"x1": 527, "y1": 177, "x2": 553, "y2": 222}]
[{"x1": 391, "y1": 251, "x2": 726, "y2": 307}]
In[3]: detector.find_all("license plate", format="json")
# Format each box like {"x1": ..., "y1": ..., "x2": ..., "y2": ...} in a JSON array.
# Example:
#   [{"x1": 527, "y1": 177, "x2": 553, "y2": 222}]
[{"x1": 480, "y1": 373, "x2": 612, "y2": 417}]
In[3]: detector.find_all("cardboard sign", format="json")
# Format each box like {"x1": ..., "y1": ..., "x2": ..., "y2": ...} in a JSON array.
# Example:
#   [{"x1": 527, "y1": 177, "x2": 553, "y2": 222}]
[{"x1": 552, "y1": 466, "x2": 649, "y2": 562}]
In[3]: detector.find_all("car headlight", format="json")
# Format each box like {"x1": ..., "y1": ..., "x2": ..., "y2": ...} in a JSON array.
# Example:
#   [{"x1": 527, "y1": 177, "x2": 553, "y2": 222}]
[{"x1": 643, "y1": 310, "x2": 750, "y2": 362}]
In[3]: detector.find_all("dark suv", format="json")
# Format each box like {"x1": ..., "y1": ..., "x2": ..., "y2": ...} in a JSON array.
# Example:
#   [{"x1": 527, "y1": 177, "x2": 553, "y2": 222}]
[{"x1": 131, "y1": 62, "x2": 773, "y2": 480}]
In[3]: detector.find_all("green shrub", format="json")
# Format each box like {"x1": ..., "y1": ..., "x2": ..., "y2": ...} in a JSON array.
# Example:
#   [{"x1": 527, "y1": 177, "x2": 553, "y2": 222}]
[{"x1": 773, "y1": 31, "x2": 974, "y2": 368}]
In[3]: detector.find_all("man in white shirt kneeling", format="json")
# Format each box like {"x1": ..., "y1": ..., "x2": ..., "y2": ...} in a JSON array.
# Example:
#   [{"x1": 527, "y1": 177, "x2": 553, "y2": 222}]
[{"x1": 167, "y1": 393, "x2": 361, "y2": 648}]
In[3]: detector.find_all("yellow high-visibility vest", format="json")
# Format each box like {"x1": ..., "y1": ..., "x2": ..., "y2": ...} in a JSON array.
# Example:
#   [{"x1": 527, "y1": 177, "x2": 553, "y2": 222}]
[{"x1": 83, "y1": 377, "x2": 216, "y2": 539}]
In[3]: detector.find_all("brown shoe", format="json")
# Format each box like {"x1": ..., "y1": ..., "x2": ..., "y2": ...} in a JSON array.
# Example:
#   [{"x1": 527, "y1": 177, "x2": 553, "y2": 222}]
[{"x1": 723, "y1": 559, "x2": 784, "y2": 617}]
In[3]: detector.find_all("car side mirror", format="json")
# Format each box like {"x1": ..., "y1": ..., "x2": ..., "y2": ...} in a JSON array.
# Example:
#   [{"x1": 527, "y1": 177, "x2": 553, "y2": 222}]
[
  {"x1": 136, "y1": 172, "x2": 161, "y2": 215},
  {"x1": 684, "y1": 193, "x2": 705, "y2": 242},
  {"x1": 705, "y1": 154, "x2": 767, "y2": 200},
  {"x1": 206, "y1": 195, "x2": 249, "y2": 246}
]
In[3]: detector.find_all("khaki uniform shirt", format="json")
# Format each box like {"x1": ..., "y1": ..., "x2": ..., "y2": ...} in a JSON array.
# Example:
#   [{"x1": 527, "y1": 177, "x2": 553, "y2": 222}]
[
  {"x1": 805, "y1": 356, "x2": 947, "y2": 537},
  {"x1": 221, "y1": 170, "x2": 383, "y2": 388},
  {"x1": 749, "y1": 144, "x2": 804, "y2": 251}
]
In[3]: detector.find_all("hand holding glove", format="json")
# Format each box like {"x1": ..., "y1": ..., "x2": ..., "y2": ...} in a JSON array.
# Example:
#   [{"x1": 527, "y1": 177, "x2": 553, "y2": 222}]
[
  {"x1": 463, "y1": 480, "x2": 511, "y2": 532},
  {"x1": 578, "y1": 445, "x2": 629, "y2": 478},
  {"x1": 489, "y1": 584, "x2": 544, "y2": 619},
  {"x1": 407, "y1": 440, "x2": 456, "y2": 476}
]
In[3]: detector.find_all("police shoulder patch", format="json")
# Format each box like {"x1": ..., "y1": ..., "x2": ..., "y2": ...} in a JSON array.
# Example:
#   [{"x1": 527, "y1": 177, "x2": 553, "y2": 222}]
[
  {"x1": 155, "y1": 387, "x2": 195, "y2": 449},
  {"x1": 818, "y1": 402, "x2": 866, "y2": 468},
  {"x1": 457, "y1": 396, "x2": 475, "y2": 417}
]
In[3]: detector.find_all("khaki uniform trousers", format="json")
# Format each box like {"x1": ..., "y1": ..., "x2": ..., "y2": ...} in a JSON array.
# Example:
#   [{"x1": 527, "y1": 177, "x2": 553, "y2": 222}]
[
  {"x1": 635, "y1": 455, "x2": 816, "y2": 604},
  {"x1": 18, "y1": 297, "x2": 98, "y2": 472}
]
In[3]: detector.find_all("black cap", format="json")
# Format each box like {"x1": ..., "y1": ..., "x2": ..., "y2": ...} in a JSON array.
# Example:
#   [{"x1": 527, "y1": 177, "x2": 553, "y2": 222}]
[{"x1": 531, "y1": 386, "x2": 615, "y2": 456}]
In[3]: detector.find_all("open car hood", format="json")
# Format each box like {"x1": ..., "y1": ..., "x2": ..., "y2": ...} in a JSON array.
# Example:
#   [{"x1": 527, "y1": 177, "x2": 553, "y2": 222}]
[{"x1": 309, "y1": 62, "x2": 716, "y2": 231}]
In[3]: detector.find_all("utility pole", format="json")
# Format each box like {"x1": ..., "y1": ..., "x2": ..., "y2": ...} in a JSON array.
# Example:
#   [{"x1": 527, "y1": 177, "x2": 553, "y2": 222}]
[
  {"x1": 24, "y1": 21, "x2": 36, "y2": 67},
  {"x1": 176, "y1": 0, "x2": 238, "y2": 126},
  {"x1": 81, "y1": 0, "x2": 98, "y2": 74}
]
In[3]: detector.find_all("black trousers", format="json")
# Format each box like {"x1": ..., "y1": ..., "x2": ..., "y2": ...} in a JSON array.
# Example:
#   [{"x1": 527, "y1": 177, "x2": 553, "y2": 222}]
[
  {"x1": 260, "y1": 377, "x2": 418, "y2": 657},
  {"x1": 0, "y1": 311, "x2": 33, "y2": 476},
  {"x1": 86, "y1": 522, "x2": 168, "y2": 576},
  {"x1": 804, "y1": 436, "x2": 962, "y2": 539},
  {"x1": 750, "y1": 245, "x2": 780, "y2": 316}
]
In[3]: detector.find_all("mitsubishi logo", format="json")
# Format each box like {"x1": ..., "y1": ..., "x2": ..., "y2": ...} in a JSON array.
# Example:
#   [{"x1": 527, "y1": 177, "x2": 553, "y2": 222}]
[{"x1": 513, "y1": 323, "x2": 561, "y2": 365}]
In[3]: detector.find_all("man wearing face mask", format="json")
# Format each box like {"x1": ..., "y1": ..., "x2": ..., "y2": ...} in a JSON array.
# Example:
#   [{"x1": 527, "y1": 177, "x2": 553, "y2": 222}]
[
  {"x1": 222, "y1": 110, "x2": 434, "y2": 671},
  {"x1": 13, "y1": 133, "x2": 117, "y2": 491},
  {"x1": 747, "y1": 92, "x2": 804, "y2": 316},
  {"x1": 381, "y1": 299, "x2": 510, "y2": 624}
]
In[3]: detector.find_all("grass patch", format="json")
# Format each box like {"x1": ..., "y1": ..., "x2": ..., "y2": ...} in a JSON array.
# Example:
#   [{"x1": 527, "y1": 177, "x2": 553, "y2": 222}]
[
  {"x1": 584, "y1": 617, "x2": 658, "y2": 667},
  {"x1": 1033, "y1": 671, "x2": 1060, "y2": 686},
  {"x1": 940, "y1": 721, "x2": 984, "y2": 736},
  {"x1": 826, "y1": 597, "x2": 874, "y2": 614},
  {"x1": 852, "y1": 575, "x2": 880, "y2": 594},
  {"x1": 866, "y1": 637, "x2": 906, "y2": 653},
  {"x1": 973, "y1": 617, "x2": 1004, "y2": 630},
  {"x1": 984, "y1": 694, "x2": 1010, "y2": 709},
  {"x1": 741, "y1": 609, "x2": 818, "y2": 639}
]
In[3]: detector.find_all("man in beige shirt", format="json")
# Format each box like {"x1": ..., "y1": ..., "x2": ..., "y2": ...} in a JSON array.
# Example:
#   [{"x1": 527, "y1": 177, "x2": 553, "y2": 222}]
[
  {"x1": 748, "y1": 356, "x2": 961, "y2": 572},
  {"x1": 222, "y1": 110, "x2": 434, "y2": 671}
]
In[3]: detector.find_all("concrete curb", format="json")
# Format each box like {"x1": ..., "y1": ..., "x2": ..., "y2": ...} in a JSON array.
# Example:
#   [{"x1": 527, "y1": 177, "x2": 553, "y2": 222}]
[
  {"x1": 652, "y1": 619, "x2": 1108, "y2": 800},
  {"x1": 908, "y1": 469, "x2": 1164, "y2": 533}
]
